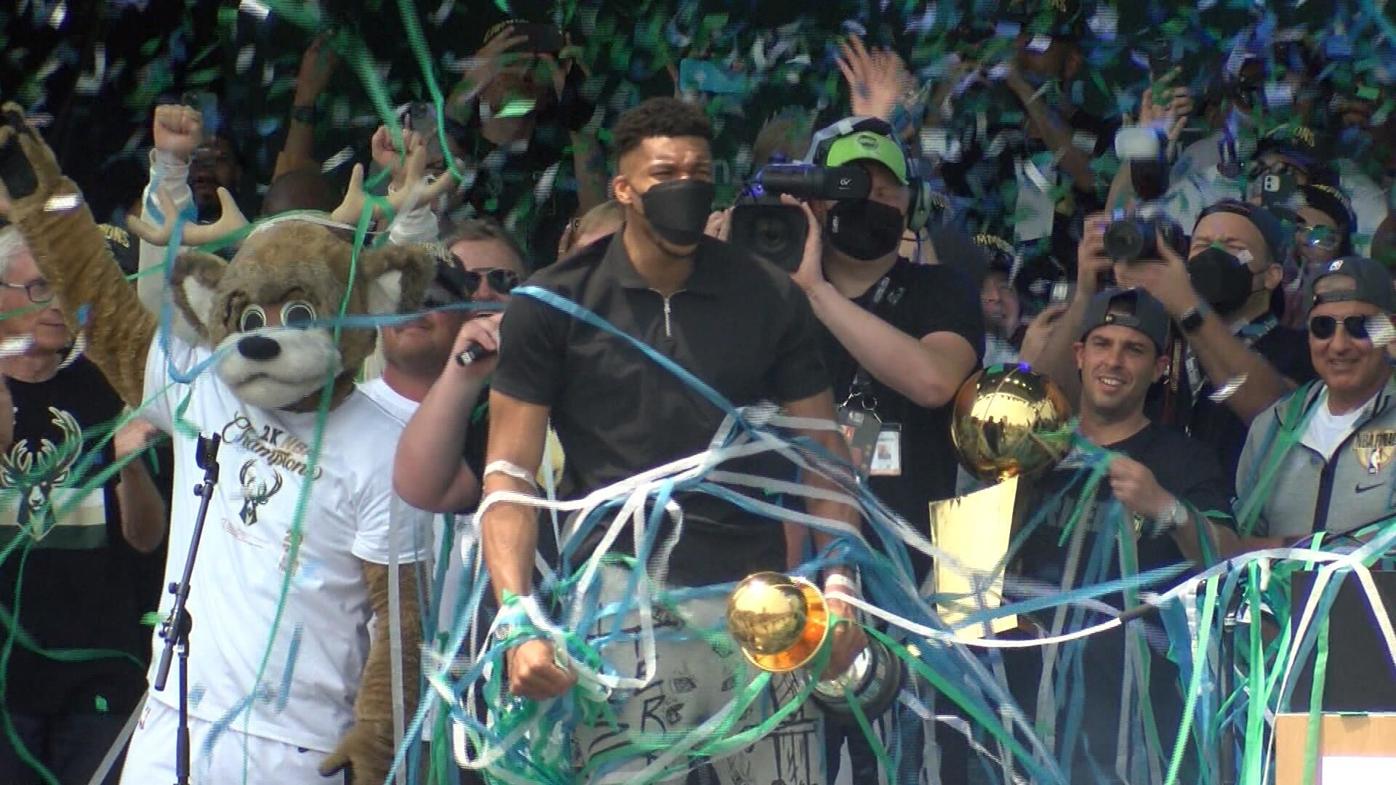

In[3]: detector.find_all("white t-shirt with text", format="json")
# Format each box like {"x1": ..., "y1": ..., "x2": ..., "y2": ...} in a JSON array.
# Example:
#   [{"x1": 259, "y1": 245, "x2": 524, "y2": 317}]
[{"x1": 141, "y1": 336, "x2": 432, "y2": 752}]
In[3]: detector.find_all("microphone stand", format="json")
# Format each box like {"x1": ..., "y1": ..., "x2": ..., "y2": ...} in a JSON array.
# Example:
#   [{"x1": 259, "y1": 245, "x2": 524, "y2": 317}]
[
  {"x1": 153, "y1": 433, "x2": 221, "y2": 785},
  {"x1": 1218, "y1": 584, "x2": 1242, "y2": 785}
]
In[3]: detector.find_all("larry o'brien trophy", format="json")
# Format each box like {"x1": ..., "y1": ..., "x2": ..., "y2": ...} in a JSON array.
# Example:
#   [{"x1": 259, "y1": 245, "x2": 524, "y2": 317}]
[
  {"x1": 937, "y1": 364, "x2": 1072, "y2": 638},
  {"x1": 722, "y1": 365, "x2": 1069, "y2": 720},
  {"x1": 727, "y1": 571, "x2": 903, "y2": 723}
]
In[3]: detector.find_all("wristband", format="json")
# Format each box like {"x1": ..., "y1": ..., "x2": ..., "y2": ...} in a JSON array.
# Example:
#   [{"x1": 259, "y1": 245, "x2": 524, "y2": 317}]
[
  {"x1": 491, "y1": 597, "x2": 535, "y2": 643},
  {"x1": 1178, "y1": 301, "x2": 1211, "y2": 334},
  {"x1": 484, "y1": 460, "x2": 539, "y2": 489},
  {"x1": 823, "y1": 573, "x2": 861, "y2": 598},
  {"x1": 290, "y1": 104, "x2": 318, "y2": 125}
]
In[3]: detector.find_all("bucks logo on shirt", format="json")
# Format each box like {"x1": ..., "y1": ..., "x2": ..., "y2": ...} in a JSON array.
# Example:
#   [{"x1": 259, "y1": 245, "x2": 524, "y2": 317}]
[{"x1": 0, "y1": 407, "x2": 107, "y2": 549}]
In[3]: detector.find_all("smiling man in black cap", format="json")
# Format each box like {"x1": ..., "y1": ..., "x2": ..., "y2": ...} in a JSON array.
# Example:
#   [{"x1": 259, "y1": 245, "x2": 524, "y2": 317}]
[{"x1": 1009, "y1": 286, "x2": 1237, "y2": 783}]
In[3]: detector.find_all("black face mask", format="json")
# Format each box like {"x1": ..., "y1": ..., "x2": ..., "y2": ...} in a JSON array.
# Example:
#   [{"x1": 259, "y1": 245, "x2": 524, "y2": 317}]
[
  {"x1": 826, "y1": 199, "x2": 905, "y2": 261},
  {"x1": 639, "y1": 179, "x2": 715, "y2": 247},
  {"x1": 1189, "y1": 246, "x2": 1258, "y2": 315}
]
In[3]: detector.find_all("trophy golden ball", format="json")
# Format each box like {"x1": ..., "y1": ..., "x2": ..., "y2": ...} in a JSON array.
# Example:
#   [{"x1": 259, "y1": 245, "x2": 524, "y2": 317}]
[{"x1": 950, "y1": 364, "x2": 1072, "y2": 482}]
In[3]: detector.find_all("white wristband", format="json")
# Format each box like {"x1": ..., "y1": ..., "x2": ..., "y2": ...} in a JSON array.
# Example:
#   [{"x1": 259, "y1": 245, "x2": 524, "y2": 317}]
[
  {"x1": 484, "y1": 460, "x2": 538, "y2": 489},
  {"x1": 823, "y1": 573, "x2": 860, "y2": 597}
]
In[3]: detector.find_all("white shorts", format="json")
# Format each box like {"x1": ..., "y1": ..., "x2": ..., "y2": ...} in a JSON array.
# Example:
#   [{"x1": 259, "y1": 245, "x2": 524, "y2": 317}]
[{"x1": 120, "y1": 700, "x2": 341, "y2": 785}]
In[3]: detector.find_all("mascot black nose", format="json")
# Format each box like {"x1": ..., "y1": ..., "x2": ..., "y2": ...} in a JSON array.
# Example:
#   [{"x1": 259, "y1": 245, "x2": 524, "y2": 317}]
[{"x1": 237, "y1": 335, "x2": 281, "y2": 361}]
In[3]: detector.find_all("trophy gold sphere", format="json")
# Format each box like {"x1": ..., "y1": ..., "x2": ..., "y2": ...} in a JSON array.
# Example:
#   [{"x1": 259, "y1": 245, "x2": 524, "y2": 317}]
[
  {"x1": 951, "y1": 363, "x2": 1072, "y2": 483},
  {"x1": 726, "y1": 572, "x2": 829, "y2": 673}
]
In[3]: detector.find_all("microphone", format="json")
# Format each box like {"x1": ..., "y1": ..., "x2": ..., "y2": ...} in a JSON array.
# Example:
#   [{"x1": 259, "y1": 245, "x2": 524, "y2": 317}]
[{"x1": 455, "y1": 342, "x2": 495, "y2": 366}]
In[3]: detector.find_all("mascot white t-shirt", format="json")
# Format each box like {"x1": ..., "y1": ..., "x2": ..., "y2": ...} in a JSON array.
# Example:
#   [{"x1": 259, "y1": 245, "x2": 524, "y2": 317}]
[{"x1": 142, "y1": 335, "x2": 431, "y2": 752}]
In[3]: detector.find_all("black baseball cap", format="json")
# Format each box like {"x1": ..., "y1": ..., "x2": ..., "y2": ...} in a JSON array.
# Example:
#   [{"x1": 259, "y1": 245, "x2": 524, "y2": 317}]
[
  {"x1": 1309, "y1": 256, "x2": 1396, "y2": 313},
  {"x1": 1079, "y1": 288, "x2": 1171, "y2": 354},
  {"x1": 1196, "y1": 200, "x2": 1292, "y2": 267}
]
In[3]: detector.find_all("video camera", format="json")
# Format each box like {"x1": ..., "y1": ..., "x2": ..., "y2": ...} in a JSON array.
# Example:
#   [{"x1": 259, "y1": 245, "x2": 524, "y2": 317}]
[{"x1": 729, "y1": 164, "x2": 872, "y2": 271}]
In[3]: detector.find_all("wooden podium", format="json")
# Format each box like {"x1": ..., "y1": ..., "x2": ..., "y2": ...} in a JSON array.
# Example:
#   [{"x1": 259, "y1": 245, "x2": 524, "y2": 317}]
[{"x1": 1275, "y1": 713, "x2": 1396, "y2": 784}]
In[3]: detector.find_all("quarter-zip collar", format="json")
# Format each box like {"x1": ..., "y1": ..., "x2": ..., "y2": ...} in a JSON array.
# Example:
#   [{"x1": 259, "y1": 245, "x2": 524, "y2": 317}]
[{"x1": 600, "y1": 224, "x2": 724, "y2": 297}]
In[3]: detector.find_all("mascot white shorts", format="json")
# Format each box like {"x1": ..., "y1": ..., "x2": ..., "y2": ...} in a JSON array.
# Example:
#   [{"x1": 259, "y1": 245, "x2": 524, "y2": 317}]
[{"x1": 120, "y1": 700, "x2": 340, "y2": 784}]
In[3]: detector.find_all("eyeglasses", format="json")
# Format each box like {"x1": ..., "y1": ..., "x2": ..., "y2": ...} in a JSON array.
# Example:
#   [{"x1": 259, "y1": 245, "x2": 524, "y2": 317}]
[
  {"x1": 462, "y1": 268, "x2": 520, "y2": 297},
  {"x1": 1310, "y1": 314, "x2": 1374, "y2": 341},
  {"x1": 1, "y1": 279, "x2": 54, "y2": 304},
  {"x1": 1301, "y1": 225, "x2": 1340, "y2": 252}
]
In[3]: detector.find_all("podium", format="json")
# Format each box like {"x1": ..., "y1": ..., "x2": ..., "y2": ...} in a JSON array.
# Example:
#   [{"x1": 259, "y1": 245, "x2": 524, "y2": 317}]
[{"x1": 1274, "y1": 713, "x2": 1396, "y2": 784}]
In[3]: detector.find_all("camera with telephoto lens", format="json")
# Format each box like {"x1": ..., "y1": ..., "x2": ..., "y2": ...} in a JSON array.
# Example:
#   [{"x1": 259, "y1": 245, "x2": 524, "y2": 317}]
[
  {"x1": 1103, "y1": 211, "x2": 1185, "y2": 263},
  {"x1": 729, "y1": 164, "x2": 872, "y2": 272}
]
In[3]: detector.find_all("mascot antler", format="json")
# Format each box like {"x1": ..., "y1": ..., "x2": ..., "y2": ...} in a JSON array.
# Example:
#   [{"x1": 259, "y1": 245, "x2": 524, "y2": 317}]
[
  {"x1": 126, "y1": 185, "x2": 250, "y2": 247},
  {"x1": 330, "y1": 140, "x2": 457, "y2": 225}
]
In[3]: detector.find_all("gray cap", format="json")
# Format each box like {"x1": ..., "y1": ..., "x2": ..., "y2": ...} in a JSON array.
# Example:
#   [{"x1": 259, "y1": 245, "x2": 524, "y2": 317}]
[
  {"x1": 1309, "y1": 256, "x2": 1396, "y2": 313},
  {"x1": 1079, "y1": 288, "x2": 1171, "y2": 354}
]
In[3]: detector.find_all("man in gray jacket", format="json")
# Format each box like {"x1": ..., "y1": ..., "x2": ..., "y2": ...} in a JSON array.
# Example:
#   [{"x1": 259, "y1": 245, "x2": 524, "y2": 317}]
[{"x1": 1236, "y1": 256, "x2": 1396, "y2": 544}]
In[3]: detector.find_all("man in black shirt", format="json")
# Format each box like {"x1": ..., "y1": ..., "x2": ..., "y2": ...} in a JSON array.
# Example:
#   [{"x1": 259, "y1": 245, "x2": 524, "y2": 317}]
[
  {"x1": 480, "y1": 98, "x2": 863, "y2": 783},
  {"x1": 1011, "y1": 288, "x2": 1237, "y2": 784},
  {"x1": 1116, "y1": 201, "x2": 1316, "y2": 480},
  {"x1": 790, "y1": 117, "x2": 983, "y2": 785}
]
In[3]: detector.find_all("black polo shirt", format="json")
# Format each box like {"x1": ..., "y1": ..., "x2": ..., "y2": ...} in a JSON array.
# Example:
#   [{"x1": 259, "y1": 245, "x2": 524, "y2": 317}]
[{"x1": 493, "y1": 230, "x2": 830, "y2": 585}]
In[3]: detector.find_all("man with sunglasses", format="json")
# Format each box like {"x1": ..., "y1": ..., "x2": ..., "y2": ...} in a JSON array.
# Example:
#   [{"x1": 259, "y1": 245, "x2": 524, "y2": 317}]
[
  {"x1": 1236, "y1": 256, "x2": 1396, "y2": 544},
  {"x1": 388, "y1": 219, "x2": 525, "y2": 514}
]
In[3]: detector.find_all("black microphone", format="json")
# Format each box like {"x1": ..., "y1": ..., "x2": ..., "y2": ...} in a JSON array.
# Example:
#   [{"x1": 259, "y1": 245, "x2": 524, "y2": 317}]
[
  {"x1": 1117, "y1": 598, "x2": 1166, "y2": 625},
  {"x1": 455, "y1": 342, "x2": 496, "y2": 366}
]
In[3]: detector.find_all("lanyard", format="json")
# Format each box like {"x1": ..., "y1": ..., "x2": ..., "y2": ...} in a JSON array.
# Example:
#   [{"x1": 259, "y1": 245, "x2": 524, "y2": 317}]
[{"x1": 842, "y1": 274, "x2": 898, "y2": 412}]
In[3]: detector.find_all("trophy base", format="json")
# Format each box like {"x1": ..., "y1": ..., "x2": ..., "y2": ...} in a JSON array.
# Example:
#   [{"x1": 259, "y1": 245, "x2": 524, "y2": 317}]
[{"x1": 811, "y1": 636, "x2": 904, "y2": 724}]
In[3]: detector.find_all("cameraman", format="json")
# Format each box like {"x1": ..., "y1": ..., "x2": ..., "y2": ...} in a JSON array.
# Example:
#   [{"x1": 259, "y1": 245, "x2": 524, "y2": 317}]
[{"x1": 783, "y1": 117, "x2": 983, "y2": 785}]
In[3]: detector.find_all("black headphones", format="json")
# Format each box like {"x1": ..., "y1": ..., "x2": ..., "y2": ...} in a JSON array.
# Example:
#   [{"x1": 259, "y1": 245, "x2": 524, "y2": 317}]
[{"x1": 804, "y1": 116, "x2": 933, "y2": 233}]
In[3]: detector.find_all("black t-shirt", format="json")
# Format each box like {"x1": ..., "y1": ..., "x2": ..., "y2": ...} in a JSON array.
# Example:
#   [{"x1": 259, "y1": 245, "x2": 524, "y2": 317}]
[
  {"x1": 493, "y1": 231, "x2": 830, "y2": 585},
  {"x1": 817, "y1": 258, "x2": 985, "y2": 581},
  {"x1": 1184, "y1": 319, "x2": 1315, "y2": 486},
  {"x1": 0, "y1": 358, "x2": 149, "y2": 715},
  {"x1": 1007, "y1": 422, "x2": 1233, "y2": 778}
]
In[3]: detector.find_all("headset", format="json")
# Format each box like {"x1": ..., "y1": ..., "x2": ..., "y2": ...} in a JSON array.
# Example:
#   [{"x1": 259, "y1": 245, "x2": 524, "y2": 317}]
[{"x1": 803, "y1": 116, "x2": 935, "y2": 234}]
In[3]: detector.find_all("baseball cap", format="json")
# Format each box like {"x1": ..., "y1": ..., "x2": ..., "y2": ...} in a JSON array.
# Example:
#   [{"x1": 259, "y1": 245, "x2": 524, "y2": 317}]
[
  {"x1": 1308, "y1": 256, "x2": 1396, "y2": 313},
  {"x1": 1296, "y1": 184, "x2": 1356, "y2": 236},
  {"x1": 817, "y1": 118, "x2": 910, "y2": 185},
  {"x1": 1079, "y1": 288, "x2": 1171, "y2": 354},
  {"x1": 1196, "y1": 200, "x2": 1292, "y2": 266}
]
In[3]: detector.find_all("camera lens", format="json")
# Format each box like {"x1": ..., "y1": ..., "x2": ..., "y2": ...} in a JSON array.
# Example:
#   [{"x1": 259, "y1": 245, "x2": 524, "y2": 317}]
[
  {"x1": 1103, "y1": 219, "x2": 1145, "y2": 262},
  {"x1": 752, "y1": 215, "x2": 791, "y2": 256}
]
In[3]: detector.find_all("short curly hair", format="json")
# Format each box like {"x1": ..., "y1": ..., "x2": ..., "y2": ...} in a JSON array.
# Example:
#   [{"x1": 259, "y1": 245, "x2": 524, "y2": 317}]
[{"x1": 611, "y1": 98, "x2": 713, "y2": 162}]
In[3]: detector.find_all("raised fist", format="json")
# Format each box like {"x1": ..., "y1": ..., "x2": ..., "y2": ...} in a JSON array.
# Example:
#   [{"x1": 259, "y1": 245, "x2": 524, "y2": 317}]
[{"x1": 152, "y1": 105, "x2": 204, "y2": 161}]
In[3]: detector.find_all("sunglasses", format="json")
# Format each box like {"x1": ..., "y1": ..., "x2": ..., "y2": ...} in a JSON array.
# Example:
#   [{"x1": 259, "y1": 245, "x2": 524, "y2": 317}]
[
  {"x1": 1310, "y1": 314, "x2": 1374, "y2": 340},
  {"x1": 462, "y1": 268, "x2": 520, "y2": 297},
  {"x1": 1301, "y1": 225, "x2": 1340, "y2": 252}
]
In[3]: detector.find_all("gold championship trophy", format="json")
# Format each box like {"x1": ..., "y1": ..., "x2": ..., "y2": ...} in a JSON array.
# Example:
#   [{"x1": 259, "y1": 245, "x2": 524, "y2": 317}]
[
  {"x1": 724, "y1": 365, "x2": 1070, "y2": 720},
  {"x1": 937, "y1": 364, "x2": 1072, "y2": 638}
]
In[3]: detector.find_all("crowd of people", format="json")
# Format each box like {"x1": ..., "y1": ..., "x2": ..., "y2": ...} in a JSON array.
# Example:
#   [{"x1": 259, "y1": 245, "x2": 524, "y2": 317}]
[{"x1": 3, "y1": 1, "x2": 1396, "y2": 784}]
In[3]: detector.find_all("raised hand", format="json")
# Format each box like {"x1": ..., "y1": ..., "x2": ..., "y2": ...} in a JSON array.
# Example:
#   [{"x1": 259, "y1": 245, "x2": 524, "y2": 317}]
[
  {"x1": 1137, "y1": 70, "x2": 1194, "y2": 146},
  {"x1": 294, "y1": 35, "x2": 339, "y2": 101},
  {"x1": 152, "y1": 104, "x2": 204, "y2": 162},
  {"x1": 836, "y1": 35, "x2": 913, "y2": 120}
]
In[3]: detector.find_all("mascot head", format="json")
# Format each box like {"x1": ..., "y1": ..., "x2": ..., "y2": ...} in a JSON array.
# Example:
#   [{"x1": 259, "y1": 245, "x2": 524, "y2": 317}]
[{"x1": 168, "y1": 221, "x2": 431, "y2": 411}]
